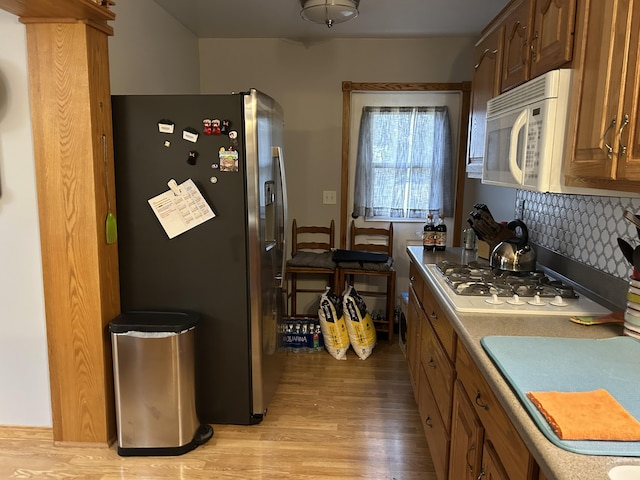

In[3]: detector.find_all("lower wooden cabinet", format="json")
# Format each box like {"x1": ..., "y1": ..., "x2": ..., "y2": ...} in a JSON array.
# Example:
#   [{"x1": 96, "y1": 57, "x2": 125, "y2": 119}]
[
  {"x1": 449, "y1": 381, "x2": 484, "y2": 480},
  {"x1": 481, "y1": 437, "x2": 511, "y2": 480},
  {"x1": 420, "y1": 315, "x2": 455, "y2": 429},
  {"x1": 418, "y1": 364, "x2": 450, "y2": 480},
  {"x1": 456, "y1": 340, "x2": 538, "y2": 480},
  {"x1": 407, "y1": 287, "x2": 422, "y2": 398},
  {"x1": 407, "y1": 261, "x2": 540, "y2": 480}
]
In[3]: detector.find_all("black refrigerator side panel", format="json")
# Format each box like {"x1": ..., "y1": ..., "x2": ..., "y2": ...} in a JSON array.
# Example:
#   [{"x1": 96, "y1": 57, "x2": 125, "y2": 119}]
[{"x1": 112, "y1": 95, "x2": 253, "y2": 424}]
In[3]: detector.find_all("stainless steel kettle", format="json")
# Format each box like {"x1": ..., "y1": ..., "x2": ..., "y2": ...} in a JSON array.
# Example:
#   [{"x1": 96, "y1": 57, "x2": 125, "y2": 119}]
[{"x1": 489, "y1": 220, "x2": 537, "y2": 272}]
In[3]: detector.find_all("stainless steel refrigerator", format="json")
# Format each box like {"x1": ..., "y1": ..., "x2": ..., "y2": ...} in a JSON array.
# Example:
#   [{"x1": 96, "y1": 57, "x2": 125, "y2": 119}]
[{"x1": 111, "y1": 89, "x2": 287, "y2": 425}]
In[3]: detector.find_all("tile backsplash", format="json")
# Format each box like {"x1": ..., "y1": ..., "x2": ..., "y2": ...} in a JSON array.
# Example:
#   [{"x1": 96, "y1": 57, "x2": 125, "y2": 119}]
[{"x1": 516, "y1": 191, "x2": 640, "y2": 280}]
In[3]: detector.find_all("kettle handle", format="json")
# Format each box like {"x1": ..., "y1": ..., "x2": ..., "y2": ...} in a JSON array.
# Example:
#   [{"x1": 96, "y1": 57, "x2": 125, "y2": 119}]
[{"x1": 507, "y1": 219, "x2": 528, "y2": 245}]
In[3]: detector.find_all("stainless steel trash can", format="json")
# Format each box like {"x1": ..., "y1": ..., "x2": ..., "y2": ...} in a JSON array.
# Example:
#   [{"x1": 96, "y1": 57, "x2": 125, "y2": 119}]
[{"x1": 109, "y1": 311, "x2": 213, "y2": 456}]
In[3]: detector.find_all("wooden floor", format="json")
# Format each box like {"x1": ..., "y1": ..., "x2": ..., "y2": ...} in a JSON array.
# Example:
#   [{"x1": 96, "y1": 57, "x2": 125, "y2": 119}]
[{"x1": 0, "y1": 342, "x2": 435, "y2": 479}]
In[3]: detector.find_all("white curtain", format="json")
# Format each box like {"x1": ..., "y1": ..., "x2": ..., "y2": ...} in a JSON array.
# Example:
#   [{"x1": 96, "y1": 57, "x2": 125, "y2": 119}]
[{"x1": 352, "y1": 106, "x2": 454, "y2": 219}]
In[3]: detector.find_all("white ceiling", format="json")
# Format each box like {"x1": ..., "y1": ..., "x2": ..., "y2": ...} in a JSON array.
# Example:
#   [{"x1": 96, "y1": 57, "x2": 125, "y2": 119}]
[{"x1": 152, "y1": 0, "x2": 510, "y2": 39}]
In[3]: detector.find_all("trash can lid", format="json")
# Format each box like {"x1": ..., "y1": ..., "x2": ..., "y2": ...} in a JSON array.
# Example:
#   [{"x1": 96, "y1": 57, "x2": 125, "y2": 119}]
[{"x1": 109, "y1": 311, "x2": 199, "y2": 334}]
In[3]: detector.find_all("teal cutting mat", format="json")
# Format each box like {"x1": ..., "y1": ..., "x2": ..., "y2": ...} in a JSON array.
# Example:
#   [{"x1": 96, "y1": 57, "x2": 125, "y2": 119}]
[{"x1": 480, "y1": 335, "x2": 640, "y2": 456}]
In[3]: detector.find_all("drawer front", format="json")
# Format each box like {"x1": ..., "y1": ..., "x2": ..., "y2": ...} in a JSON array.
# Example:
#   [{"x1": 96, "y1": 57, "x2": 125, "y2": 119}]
[
  {"x1": 420, "y1": 316, "x2": 455, "y2": 430},
  {"x1": 422, "y1": 283, "x2": 456, "y2": 360},
  {"x1": 407, "y1": 289, "x2": 422, "y2": 396},
  {"x1": 418, "y1": 365, "x2": 450, "y2": 480},
  {"x1": 455, "y1": 340, "x2": 533, "y2": 480},
  {"x1": 409, "y1": 261, "x2": 424, "y2": 310}
]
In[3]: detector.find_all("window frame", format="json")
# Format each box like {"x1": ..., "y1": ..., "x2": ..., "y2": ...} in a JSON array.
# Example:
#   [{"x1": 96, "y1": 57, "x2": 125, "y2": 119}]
[{"x1": 340, "y1": 81, "x2": 471, "y2": 249}]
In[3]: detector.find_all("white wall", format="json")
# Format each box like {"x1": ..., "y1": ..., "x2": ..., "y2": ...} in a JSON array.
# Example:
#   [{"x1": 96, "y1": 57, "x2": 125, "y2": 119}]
[
  {"x1": 0, "y1": 0, "x2": 200, "y2": 427},
  {"x1": 198, "y1": 37, "x2": 479, "y2": 301},
  {"x1": 0, "y1": 10, "x2": 51, "y2": 427},
  {"x1": 109, "y1": 0, "x2": 200, "y2": 94},
  {"x1": 462, "y1": 181, "x2": 518, "y2": 224}
]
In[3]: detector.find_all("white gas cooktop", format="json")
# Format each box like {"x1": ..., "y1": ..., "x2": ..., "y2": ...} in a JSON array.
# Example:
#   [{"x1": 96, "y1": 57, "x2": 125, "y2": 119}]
[{"x1": 424, "y1": 264, "x2": 611, "y2": 317}]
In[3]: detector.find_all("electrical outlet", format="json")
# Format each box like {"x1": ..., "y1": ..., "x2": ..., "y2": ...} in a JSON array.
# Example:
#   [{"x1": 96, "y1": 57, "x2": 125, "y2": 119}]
[{"x1": 323, "y1": 190, "x2": 337, "y2": 205}]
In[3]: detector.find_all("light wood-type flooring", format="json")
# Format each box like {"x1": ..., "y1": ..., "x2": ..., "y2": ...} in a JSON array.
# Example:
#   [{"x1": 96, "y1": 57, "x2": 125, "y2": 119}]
[{"x1": 0, "y1": 342, "x2": 435, "y2": 479}]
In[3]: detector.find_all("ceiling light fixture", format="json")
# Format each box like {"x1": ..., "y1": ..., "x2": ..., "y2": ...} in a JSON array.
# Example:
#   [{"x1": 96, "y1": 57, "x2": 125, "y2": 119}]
[{"x1": 300, "y1": 0, "x2": 360, "y2": 28}]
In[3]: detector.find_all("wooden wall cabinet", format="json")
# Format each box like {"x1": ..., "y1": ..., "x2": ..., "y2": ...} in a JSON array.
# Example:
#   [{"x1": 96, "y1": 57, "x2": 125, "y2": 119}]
[
  {"x1": 530, "y1": 0, "x2": 578, "y2": 78},
  {"x1": 501, "y1": 0, "x2": 534, "y2": 91},
  {"x1": 466, "y1": 25, "x2": 504, "y2": 178},
  {"x1": 501, "y1": 0, "x2": 577, "y2": 92},
  {"x1": 466, "y1": 0, "x2": 576, "y2": 177},
  {"x1": 564, "y1": 0, "x2": 640, "y2": 192}
]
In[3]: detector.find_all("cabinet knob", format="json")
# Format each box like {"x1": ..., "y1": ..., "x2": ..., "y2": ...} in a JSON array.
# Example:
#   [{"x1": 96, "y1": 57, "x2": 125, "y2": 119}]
[
  {"x1": 428, "y1": 358, "x2": 436, "y2": 369},
  {"x1": 477, "y1": 469, "x2": 486, "y2": 480},
  {"x1": 425, "y1": 416, "x2": 433, "y2": 428},
  {"x1": 475, "y1": 390, "x2": 489, "y2": 410}
]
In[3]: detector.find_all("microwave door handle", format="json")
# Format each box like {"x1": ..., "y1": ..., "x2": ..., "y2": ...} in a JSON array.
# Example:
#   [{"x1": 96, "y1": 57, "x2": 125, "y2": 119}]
[{"x1": 509, "y1": 110, "x2": 527, "y2": 183}]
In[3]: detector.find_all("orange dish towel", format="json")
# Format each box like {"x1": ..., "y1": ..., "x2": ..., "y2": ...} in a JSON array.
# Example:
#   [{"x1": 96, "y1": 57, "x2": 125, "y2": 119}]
[{"x1": 526, "y1": 389, "x2": 640, "y2": 441}]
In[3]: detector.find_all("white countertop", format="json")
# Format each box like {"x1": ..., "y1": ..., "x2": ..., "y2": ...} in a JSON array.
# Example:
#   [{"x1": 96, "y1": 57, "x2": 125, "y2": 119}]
[{"x1": 407, "y1": 246, "x2": 640, "y2": 480}]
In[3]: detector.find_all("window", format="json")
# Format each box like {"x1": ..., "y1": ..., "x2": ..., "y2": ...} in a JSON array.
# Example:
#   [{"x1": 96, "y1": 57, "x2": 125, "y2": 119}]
[{"x1": 352, "y1": 106, "x2": 454, "y2": 220}]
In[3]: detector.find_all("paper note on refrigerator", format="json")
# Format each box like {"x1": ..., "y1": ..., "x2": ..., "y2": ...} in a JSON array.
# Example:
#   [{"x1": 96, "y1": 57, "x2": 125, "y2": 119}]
[{"x1": 148, "y1": 178, "x2": 216, "y2": 239}]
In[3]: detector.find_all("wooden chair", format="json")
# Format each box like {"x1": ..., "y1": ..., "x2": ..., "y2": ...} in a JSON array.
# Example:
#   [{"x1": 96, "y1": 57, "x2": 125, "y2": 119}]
[
  {"x1": 337, "y1": 220, "x2": 395, "y2": 343},
  {"x1": 286, "y1": 219, "x2": 338, "y2": 317}
]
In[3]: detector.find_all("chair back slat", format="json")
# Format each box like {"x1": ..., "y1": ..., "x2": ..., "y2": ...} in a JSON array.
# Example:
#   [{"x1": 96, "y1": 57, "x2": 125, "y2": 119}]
[
  {"x1": 349, "y1": 220, "x2": 393, "y2": 256},
  {"x1": 291, "y1": 219, "x2": 335, "y2": 255}
]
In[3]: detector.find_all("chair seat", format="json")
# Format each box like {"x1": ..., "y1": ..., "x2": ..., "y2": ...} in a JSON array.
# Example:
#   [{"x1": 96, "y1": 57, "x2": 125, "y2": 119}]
[
  {"x1": 286, "y1": 251, "x2": 336, "y2": 270},
  {"x1": 336, "y1": 257, "x2": 394, "y2": 271}
]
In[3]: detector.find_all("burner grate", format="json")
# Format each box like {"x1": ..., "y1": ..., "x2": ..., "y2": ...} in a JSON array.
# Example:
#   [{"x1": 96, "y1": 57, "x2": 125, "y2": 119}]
[{"x1": 435, "y1": 261, "x2": 577, "y2": 298}]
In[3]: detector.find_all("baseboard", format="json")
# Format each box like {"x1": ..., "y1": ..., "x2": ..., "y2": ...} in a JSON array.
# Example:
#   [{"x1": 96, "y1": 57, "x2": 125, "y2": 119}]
[
  {"x1": 0, "y1": 425, "x2": 53, "y2": 440},
  {"x1": 0, "y1": 425, "x2": 114, "y2": 447}
]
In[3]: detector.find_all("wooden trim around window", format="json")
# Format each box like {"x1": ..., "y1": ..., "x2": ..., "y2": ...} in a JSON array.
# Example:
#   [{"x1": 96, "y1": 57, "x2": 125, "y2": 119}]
[{"x1": 340, "y1": 81, "x2": 471, "y2": 248}]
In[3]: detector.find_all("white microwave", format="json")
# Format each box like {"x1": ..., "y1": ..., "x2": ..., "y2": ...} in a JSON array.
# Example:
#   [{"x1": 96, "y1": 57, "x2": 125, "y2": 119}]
[{"x1": 482, "y1": 69, "x2": 572, "y2": 192}]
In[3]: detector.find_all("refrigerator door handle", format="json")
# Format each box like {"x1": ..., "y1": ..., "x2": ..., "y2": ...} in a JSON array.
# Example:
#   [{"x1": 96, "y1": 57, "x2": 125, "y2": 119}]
[{"x1": 274, "y1": 146, "x2": 288, "y2": 291}]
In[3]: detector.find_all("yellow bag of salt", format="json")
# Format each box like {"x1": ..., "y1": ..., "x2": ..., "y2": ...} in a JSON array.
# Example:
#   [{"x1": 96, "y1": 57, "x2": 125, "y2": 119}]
[
  {"x1": 342, "y1": 285, "x2": 377, "y2": 360},
  {"x1": 318, "y1": 287, "x2": 350, "y2": 360}
]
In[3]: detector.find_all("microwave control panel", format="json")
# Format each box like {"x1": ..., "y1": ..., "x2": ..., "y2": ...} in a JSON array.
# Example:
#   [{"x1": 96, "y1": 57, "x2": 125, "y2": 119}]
[{"x1": 524, "y1": 107, "x2": 543, "y2": 183}]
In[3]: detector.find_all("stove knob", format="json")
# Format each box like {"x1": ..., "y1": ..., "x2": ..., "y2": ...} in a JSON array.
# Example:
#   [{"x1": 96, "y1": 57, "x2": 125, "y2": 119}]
[
  {"x1": 550, "y1": 295, "x2": 569, "y2": 307},
  {"x1": 485, "y1": 293, "x2": 504, "y2": 305},
  {"x1": 507, "y1": 294, "x2": 525, "y2": 305},
  {"x1": 527, "y1": 294, "x2": 546, "y2": 306}
]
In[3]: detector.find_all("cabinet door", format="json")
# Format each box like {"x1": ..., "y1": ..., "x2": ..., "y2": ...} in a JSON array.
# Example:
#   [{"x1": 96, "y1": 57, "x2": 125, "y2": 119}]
[
  {"x1": 501, "y1": 0, "x2": 534, "y2": 91},
  {"x1": 422, "y1": 283, "x2": 456, "y2": 360},
  {"x1": 449, "y1": 381, "x2": 484, "y2": 480},
  {"x1": 420, "y1": 317, "x2": 455, "y2": 431},
  {"x1": 407, "y1": 288, "x2": 422, "y2": 396},
  {"x1": 456, "y1": 340, "x2": 537, "y2": 480},
  {"x1": 467, "y1": 25, "x2": 504, "y2": 178},
  {"x1": 618, "y1": 2, "x2": 640, "y2": 181},
  {"x1": 481, "y1": 439, "x2": 511, "y2": 480},
  {"x1": 566, "y1": 0, "x2": 630, "y2": 180},
  {"x1": 418, "y1": 364, "x2": 450, "y2": 480},
  {"x1": 530, "y1": 0, "x2": 577, "y2": 78}
]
